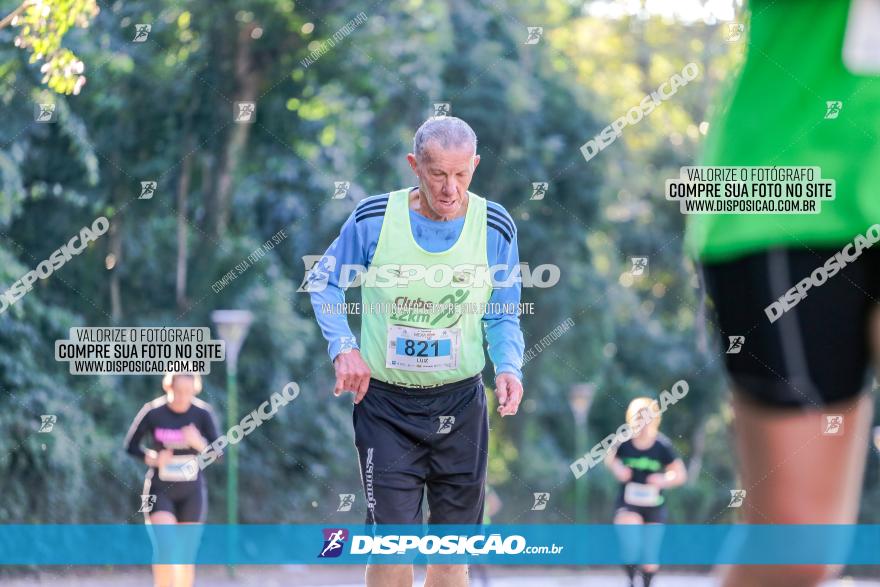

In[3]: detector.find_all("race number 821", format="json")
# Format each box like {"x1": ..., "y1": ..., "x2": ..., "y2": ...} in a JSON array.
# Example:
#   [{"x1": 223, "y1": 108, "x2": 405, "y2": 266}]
[
  {"x1": 396, "y1": 337, "x2": 451, "y2": 357},
  {"x1": 385, "y1": 324, "x2": 460, "y2": 371}
]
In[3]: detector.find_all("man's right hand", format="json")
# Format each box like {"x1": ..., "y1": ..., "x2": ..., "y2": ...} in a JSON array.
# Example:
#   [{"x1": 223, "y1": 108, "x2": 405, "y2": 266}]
[{"x1": 333, "y1": 349, "x2": 371, "y2": 404}]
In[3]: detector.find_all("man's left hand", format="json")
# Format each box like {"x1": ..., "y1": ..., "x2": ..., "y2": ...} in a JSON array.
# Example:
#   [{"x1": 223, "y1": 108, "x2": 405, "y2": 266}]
[{"x1": 495, "y1": 373, "x2": 523, "y2": 417}]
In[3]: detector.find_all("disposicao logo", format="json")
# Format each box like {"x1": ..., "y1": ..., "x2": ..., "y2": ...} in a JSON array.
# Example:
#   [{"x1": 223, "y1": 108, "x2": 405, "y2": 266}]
[{"x1": 318, "y1": 528, "x2": 348, "y2": 558}]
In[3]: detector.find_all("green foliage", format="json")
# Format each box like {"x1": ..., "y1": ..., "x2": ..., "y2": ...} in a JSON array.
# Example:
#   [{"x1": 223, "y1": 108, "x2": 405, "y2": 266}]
[
  {"x1": 5, "y1": 0, "x2": 875, "y2": 537},
  {"x1": 8, "y1": 0, "x2": 99, "y2": 94}
]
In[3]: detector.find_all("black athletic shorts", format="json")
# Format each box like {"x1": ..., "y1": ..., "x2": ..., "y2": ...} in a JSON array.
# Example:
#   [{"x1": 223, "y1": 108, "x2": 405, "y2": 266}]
[
  {"x1": 614, "y1": 499, "x2": 668, "y2": 524},
  {"x1": 353, "y1": 374, "x2": 488, "y2": 525},
  {"x1": 143, "y1": 473, "x2": 207, "y2": 523},
  {"x1": 703, "y1": 248, "x2": 880, "y2": 408}
]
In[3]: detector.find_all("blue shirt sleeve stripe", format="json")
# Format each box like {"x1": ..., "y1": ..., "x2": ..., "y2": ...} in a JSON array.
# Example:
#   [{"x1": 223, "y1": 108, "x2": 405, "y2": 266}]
[
  {"x1": 487, "y1": 204, "x2": 516, "y2": 235},
  {"x1": 355, "y1": 209, "x2": 387, "y2": 223},
  {"x1": 486, "y1": 220, "x2": 512, "y2": 243},
  {"x1": 356, "y1": 193, "x2": 390, "y2": 208}
]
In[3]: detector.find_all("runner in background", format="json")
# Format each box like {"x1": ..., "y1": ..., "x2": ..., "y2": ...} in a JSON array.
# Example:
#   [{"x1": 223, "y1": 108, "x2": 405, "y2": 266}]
[
  {"x1": 606, "y1": 397, "x2": 687, "y2": 587},
  {"x1": 124, "y1": 372, "x2": 220, "y2": 587},
  {"x1": 686, "y1": 1, "x2": 880, "y2": 585}
]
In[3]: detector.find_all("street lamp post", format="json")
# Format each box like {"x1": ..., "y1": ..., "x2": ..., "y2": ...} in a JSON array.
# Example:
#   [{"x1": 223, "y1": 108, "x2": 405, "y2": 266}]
[
  {"x1": 210, "y1": 310, "x2": 252, "y2": 573},
  {"x1": 569, "y1": 383, "x2": 595, "y2": 525}
]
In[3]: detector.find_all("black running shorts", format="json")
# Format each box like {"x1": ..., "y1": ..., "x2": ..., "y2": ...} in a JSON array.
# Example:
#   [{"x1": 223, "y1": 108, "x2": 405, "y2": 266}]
[
  {"x1": 614, "y1": 500, "x2": 668, "y2": 524},
  {"x1": 353, "y1": 374, "x2": 488, "y2": 525},
  {"x1": 703, "y1": 248, "x2": 880, "y2": 408},
  {"x1": 143, "y1": 474, "x2": 207, "y2": 523}
]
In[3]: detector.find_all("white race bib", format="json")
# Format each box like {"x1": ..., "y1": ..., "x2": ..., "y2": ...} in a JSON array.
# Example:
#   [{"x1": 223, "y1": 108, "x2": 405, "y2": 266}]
[
  {"x1": 385, "y1": 324, "x2": 460, "y2": 372},
  {"x1": 623, "y1": 482, "x2": 661, "y2": 507},
  {"x1": 158, "y1": 455, "x2": 199, "y2": 482},
  {"x1": 843, "y1": 0, "x2": 880, "y2": 74}
]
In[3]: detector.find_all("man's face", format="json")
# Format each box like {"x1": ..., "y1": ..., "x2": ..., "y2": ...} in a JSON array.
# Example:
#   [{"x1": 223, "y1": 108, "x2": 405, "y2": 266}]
[{"x1": 407, "y1": 143, "x2": 480, "y2": 218}]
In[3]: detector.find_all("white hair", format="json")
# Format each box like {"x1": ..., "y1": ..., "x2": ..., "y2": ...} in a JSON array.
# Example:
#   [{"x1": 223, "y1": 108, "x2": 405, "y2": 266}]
[{"x1": 413, "y1": 116, "x2": 477, "y2": 161}]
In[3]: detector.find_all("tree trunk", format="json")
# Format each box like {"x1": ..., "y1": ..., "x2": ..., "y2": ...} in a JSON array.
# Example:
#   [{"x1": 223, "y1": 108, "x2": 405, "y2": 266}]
[
  {"x1": 687, "y1": 414, "x2": 707, "y2": 484},
  {"x1": 108, "y1": 222, "x2": 123, "y2": 320},
  {"x1": 175, "y1": 133, "x2": 194, "y2": 312},
  {"x1": 109, "y1": 155, "x2": 124, "y2": 321},
  {"x1": 210, "y1": 22, "x2": 261, "y2": 238}
]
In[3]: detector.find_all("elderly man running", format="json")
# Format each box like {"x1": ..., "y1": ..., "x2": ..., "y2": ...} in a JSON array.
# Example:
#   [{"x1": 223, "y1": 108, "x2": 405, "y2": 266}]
[{"x1": 308, "y1": 116, "x2": 525, "y2": 587}]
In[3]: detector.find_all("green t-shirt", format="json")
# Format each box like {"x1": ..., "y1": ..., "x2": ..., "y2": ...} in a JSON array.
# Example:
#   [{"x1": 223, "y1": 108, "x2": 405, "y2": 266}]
[{"x1": 686, "y1": 0, "x2": 880, "y2": 262}]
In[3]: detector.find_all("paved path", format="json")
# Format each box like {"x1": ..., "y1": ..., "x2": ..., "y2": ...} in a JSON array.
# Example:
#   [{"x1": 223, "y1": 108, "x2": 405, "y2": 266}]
[{"x1": 6, "y1": 567, "x2": 880, "y2": 586}]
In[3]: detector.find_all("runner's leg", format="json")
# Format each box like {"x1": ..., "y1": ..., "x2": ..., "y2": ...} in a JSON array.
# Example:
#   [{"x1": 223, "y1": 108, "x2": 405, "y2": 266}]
[
  {"x1": 641, "y1": 518, "x2": 664, "y2": 575},
  {"x1": 720, "y1": 391, "x2": 872, "y2": 587},
  {"x1": 367, "y1": 564, "x2": 414, "y2": 587},
  {"x1": 424, "y1": 565, "x2": 469, "y2": 587},
  {"x1": 614, "y1": 509, "x2": 644, "y2": 586},
  {"x1": 354, "y1": 382, "x2": 431, "y2": 587},
  {"x1": 172, "y1": 481, "x2": 206, "y2": 587},
  {"x1": 148, "y1": 511, "x2": 177, "y2": 587},
  {"x1": 425, "y1": 379, "x2": 487, "y2": 587},
  {"x1": 705, "y1": 251, "x2": 877, "y2": 586}
]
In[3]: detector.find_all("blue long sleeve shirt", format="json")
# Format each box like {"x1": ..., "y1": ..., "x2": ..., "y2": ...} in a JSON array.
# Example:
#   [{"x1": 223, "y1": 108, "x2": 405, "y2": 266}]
[{"x1": 308, "y1": 190, "x2": 525, "y2": 381}]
